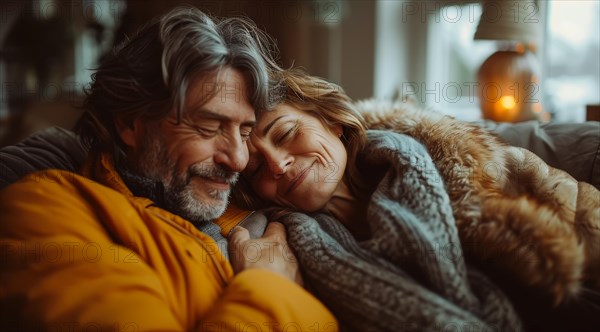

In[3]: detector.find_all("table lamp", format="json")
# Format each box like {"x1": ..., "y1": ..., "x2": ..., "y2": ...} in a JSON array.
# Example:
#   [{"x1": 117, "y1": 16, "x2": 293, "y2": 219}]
[{"x1": 475, "y1": 0, "x2": 545, "y2": 122}]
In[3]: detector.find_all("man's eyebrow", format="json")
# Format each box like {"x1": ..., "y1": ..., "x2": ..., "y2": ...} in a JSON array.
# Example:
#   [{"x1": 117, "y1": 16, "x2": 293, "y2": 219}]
[
  {"x1": 189, "y1": 108, "x2": 256, "y2": 127},
  {"x1": 262, "y1": 115, "x2": 286, "y2": 136}
]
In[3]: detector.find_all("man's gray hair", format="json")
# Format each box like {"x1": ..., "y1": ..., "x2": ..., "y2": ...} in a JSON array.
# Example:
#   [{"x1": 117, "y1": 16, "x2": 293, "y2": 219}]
[{"x1": 77, "y1": 6, "x2": 280, "y2": 161}]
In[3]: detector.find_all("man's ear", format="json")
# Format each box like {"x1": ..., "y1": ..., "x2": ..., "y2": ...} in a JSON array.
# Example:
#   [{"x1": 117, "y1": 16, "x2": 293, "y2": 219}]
[{"x1": 115, "y1": 117, "x2": 142, "y2": 148}]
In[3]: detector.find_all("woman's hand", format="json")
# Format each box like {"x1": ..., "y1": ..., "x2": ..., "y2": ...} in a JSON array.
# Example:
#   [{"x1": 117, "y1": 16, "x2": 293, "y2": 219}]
[{"x1": 228, "y1": 222, "x2": 303, "y2": 286}]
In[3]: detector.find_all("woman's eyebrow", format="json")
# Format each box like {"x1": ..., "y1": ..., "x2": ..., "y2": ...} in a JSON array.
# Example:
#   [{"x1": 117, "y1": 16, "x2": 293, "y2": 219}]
[{"x1": 262, "y1": 115, "x2": 286, "y2": 136}]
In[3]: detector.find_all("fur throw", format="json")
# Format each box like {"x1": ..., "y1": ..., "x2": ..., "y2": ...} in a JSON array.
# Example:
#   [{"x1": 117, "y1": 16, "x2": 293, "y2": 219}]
[{"x1": 354, "y1": 99, "x2": 600, "y2": 305}]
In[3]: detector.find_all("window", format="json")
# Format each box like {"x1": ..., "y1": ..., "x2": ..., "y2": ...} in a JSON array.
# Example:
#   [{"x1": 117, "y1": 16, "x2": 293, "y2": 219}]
[
  {"x1": 425, "y1": 3, "x2": 496, "y2": 121},
  {"x1": 544, "y1": 0, "x2": 600, "y2": 122},
  {"x1": 426, "y1": 1, "x2": 599, "y2": 123}
]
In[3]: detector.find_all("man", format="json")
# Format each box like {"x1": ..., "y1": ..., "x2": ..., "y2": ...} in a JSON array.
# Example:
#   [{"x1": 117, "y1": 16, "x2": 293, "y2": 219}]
[{"x1": 0, "y1": 7, "x2": 336, "y2": 331}]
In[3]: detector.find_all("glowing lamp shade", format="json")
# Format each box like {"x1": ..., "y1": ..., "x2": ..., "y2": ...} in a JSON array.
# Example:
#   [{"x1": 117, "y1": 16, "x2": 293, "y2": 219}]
[
  {"x1": 474, "y1": 0, "x2": 544, "y2": 122},
  {"x1": 474, "y1": 0, "x2": 541, "y2": 43}
]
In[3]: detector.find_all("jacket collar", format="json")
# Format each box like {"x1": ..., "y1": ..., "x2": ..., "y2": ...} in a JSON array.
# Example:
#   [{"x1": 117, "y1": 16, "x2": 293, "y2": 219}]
[{"x1": 81, "y1": 151, "x2": 252, "y2": 237}]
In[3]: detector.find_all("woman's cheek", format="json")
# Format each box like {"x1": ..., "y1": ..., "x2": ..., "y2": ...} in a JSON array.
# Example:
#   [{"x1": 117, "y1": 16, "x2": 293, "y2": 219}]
[{"x1": 257, "y1": 180, "x2": 278, "y2": 200}]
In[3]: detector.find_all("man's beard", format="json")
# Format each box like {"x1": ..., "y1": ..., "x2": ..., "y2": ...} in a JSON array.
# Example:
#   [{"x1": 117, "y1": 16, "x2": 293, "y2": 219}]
[{"x1": 136, "y1": 130, "x2": 238, "y2": 223}]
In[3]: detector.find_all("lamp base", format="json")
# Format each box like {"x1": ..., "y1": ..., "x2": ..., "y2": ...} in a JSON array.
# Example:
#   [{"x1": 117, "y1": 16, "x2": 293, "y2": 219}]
[{"x1": 477, "y1": 50, "x2": 545, "y2": 123}]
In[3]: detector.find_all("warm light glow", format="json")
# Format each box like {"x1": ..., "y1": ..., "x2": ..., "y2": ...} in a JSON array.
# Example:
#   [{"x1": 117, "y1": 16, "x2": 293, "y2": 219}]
[
  {"x1": 499, "y1": 96, "x2": 517, "y2": 110},
  {"x1": 491, "y1": 95, "x2": 519, "y2": 122}
]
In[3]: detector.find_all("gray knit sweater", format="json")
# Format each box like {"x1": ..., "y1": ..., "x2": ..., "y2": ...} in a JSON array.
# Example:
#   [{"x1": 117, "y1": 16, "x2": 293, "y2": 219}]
[{"x1": 270, "y1": 131, "x2": 523, "y2": 332}]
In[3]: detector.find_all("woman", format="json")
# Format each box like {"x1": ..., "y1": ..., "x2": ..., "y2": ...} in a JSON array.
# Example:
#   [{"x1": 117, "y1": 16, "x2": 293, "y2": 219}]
[
  {"x1": 232, "y1": 69, "x2": 600, "y2": 331},
  {"x1": 236, "y1": 70, "x2": 372, "y2": 238}
]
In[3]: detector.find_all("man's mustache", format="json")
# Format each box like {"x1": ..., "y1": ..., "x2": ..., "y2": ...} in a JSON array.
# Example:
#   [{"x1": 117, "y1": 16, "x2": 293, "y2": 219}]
[{"x1": 188, "y1": 163, "x2": 239, "y2": 185}]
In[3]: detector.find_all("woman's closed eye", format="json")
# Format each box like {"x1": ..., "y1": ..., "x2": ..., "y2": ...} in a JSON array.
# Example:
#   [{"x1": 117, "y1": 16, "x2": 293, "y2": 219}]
[{"x1": 273, "y1": 121, "x2": 299, "y2": 145}]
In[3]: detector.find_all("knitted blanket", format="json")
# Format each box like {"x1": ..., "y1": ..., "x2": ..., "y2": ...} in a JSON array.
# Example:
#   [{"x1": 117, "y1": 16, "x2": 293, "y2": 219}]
[{"x1": 270, "y1": 131, "x2": 523, "y2": 332}]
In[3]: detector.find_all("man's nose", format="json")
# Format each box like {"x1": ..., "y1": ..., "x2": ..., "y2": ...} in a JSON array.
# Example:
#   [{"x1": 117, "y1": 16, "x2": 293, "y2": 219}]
[{"x1": 214, "y1": 133, "x2": 248, "y2": 173}]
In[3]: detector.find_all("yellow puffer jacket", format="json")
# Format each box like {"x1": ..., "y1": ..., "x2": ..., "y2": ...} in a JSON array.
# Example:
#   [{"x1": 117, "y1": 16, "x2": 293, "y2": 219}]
[{"x1": 0, "y1": 153, "x2": 337, "y2": 331}]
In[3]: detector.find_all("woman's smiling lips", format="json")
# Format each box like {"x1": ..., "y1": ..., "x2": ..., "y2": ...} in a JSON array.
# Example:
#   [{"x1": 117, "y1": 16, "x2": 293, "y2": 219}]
[{"x1": 285, "y1": 161, "x2": 316, "y2": 194}]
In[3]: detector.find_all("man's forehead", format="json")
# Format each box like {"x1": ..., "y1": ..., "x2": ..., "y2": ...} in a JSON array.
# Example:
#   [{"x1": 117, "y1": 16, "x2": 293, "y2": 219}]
[{"x1": 180, "y1": 69, "x2": 256, "y2": 123}]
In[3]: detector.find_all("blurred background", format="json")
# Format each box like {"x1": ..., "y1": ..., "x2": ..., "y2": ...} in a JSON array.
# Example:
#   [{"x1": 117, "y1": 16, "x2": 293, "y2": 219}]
[{"x1": 1, "y1": 0, "x2": 598, "y2": 146}]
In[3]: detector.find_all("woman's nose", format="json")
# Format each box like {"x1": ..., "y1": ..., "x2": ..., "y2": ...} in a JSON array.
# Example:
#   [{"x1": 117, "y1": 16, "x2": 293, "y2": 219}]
[
  {"x1": 267, "y1": 153, "x2": 294, "y2": 179},
  {"x1": 270, "y1": 160, "x2": 291, "y2": 178}
]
